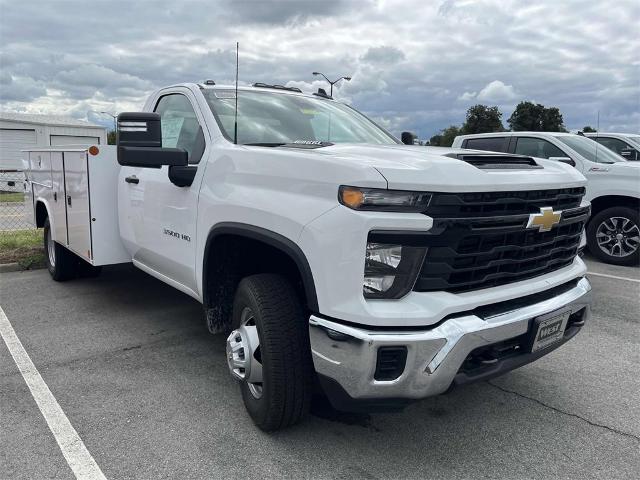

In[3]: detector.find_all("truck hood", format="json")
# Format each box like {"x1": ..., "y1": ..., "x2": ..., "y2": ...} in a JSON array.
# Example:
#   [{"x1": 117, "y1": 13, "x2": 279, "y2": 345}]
[{"x1": 306, "y1": 144, "x2": 586, "y2": 192}]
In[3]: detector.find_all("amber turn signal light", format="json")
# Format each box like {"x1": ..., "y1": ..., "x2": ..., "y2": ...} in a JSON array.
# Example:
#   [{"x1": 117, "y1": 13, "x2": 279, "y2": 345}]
[{"x1": 340, "y1": 187, "x2": 365, "y2": 209}]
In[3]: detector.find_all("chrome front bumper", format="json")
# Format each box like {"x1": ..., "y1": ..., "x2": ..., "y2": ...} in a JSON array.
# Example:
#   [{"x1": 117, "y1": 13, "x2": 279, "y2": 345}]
[{"x1": 309, "y1": 277, "x2": 592, "y2": 405}]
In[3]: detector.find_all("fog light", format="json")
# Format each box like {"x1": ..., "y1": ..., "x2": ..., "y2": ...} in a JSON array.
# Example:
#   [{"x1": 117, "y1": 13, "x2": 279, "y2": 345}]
[
  {"x1": 363, "y1": 275, "x2": 395, "y2": 294},
  {"x1": 364, "y1": 242, "x2": 426, "y2": 299}
]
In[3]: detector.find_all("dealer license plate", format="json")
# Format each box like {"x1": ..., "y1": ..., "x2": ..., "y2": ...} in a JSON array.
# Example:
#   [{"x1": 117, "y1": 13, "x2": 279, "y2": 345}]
[{"x1": 530, "y1": 311, "x2": 570, "y2": 353}]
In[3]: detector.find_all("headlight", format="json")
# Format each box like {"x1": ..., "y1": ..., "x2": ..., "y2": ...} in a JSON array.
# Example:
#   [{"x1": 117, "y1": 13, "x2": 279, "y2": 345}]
[
  {"x1": 578, "y1": 230, "x2": 586, "y2": 256},
  {"x1": 364, "y1": 242, "x2": 427, "y2": 299},
  {"x1": 339, "y1": 186, "x2": 432, "y2": 212}
]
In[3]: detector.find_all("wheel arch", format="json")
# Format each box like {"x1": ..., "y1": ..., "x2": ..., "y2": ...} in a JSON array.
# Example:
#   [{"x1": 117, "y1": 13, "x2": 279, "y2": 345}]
[
  {"x1": 589, "y1": 195, "x2": 640, "y2": 218},
  {"x1": 35, "y1": 199, "x2": 50, "y2": 228},
  {"x1": 202, "y1": 222, "x2": 319, "y2": 332}
]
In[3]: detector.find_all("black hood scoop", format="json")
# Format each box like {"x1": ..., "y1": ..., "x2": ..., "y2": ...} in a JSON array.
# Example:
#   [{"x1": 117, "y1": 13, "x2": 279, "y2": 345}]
[{"x1": 445, "y1": 153, "x2": 542, "y2": 170}]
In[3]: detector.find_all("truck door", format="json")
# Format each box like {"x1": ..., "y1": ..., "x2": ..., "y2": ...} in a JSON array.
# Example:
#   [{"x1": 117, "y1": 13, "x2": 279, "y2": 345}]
[{"x1": 118, "y1": 91, "x2": 208, "y2": 296}]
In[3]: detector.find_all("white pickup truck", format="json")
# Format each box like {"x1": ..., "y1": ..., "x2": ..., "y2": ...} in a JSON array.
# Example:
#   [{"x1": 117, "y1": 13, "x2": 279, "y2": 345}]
[
  {"x1": 24, "y1": 82, "x2": 592, "y2": 431},
  {"x1": 453, "y1": 132, "x2": 640, "y2": 266}
]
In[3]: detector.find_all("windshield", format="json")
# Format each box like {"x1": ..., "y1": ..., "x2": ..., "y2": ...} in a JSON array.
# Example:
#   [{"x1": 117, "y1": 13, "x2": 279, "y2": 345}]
[
  {"x1": 203, "y1": 89, "x2": 397, "y2": 146},
  {"x1": 625, "y1": 135, "x2": 640, "y2": 149},
  {"x1": 555, "y1": 135, "x2": 625, "y2": 163}
]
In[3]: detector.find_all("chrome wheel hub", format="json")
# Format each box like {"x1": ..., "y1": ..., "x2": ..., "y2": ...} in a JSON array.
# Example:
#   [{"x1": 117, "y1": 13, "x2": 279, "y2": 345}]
[
  {"x1": 596, "y1": 216, "x2": 640, "y2": 258},
  {"x1": 47, "y1": 228, "x2": 55, "y2": 267},
  {"x1": 226, "y1": 307, "x2": 263, "y2": 398}
]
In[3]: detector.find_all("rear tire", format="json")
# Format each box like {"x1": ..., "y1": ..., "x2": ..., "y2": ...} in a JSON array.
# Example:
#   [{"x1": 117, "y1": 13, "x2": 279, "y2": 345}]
[
  {"x1": 43, "y1": 218, "x2": 77, "y2": 281},
  {"x1": 229, "y1": 274, "x2": 313, "y2": 431},
  {"x1": 586, "y1": 206, "x2": 640, "y2": 266}
]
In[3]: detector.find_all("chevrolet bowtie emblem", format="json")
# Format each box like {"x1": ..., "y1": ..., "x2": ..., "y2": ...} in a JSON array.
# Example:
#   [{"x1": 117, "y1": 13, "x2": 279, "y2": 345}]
[{"x1": 527, "y1": 207, "x2": 562, "y2": 232}]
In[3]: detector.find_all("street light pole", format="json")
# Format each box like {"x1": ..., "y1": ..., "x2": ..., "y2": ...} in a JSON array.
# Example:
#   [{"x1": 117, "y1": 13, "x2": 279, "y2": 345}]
[
  {"x1": 100, "y1": 112, "x2": 117, "y2": 133},
  {"x1": 312, "y1": 72, "x2": 352, "y2": 97}
]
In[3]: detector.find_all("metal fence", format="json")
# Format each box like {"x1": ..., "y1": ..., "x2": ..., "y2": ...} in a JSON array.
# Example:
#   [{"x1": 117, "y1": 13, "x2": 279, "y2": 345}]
[{"x1": 1, "y1": 171, "x2": 32, "y2": 234}]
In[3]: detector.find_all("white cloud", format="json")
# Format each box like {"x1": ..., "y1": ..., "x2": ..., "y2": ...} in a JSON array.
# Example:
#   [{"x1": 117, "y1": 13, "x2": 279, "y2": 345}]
[
  {"x1": 476, "y1": 80, "x2": 518, "y2": 102},
  {"x1": 458, "y1": 91, "x2": 477, "y2": 101},
  {"x1": 0, "y1": 75, "x2": 47, "y2": 102},
  {"x1": 360, "y1": 46, "x2": 406, "y2": 65},
  {"x1": 0, "y1": 0, "x2": 638, "y2": 134},
  {"x1": 459, "y1": 81, "x2": 518, "y2": 103}
]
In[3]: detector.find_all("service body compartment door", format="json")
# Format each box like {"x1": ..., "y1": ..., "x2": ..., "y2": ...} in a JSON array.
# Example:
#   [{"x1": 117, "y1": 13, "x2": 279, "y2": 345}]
[
  {"x1": 28, "y1": 151, "x2": 64, "y2": 240},
  {"x1": 64, "y1": 151, "x2": 92, "y2": 261},
  {"x1": 28, "y1": 151, "x2": 52, "y2": 186},
  {"x1": 50, "y1": 152, "x2": 67, "y2": 243}
]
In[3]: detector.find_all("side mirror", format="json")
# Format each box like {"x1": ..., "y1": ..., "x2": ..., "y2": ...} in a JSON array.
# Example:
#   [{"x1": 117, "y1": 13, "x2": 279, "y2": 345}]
[
  {"x1": 117, "y1": 112, "x2": 188, "y2": 168},
  {"x1": 620, "y1": 148, "x2": 637, "y2": 160},
  {"x1": 549, "y1": 156, "x2": 576, "y2": 167},
  {"x1": 401, "y1": 131, "x2": 417, "y2": 145}
]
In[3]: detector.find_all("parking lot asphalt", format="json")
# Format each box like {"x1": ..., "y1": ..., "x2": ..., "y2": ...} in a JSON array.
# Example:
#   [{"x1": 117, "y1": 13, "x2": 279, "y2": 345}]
[{"x1": 1, "y1": 257, "x2": 639, "y2": 480}]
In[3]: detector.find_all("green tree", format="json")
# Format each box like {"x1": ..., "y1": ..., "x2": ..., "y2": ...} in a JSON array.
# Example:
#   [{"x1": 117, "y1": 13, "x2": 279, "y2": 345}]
[
  {"x1": 428, "y1": 134, "x2": 443, "y2": 146},
  {"x1": 541, "y1": 107, "x2": 566, "y2": 132},
  {"x1": 429, "y1": 126, "x2": 460, "y2": 147},
  {"x1": 461, "y1": 104, "x2": 504, "y2": 134},
  {"x1": 508, "y1": 101, "x2": 566, "y2": 132},
  {"x1": 107, "y1": 130, "x2": 116, "y2": 145},
  {"x1": 582, "y1": 126, "x2": 597, "y2": 133}
]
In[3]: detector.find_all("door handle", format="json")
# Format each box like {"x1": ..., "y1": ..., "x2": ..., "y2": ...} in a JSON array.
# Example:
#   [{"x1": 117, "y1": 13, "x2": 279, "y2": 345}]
[
  {"x1": 125, "y1": 175, "x2": 139, "y2": 184},
  {"x1": 67, "y1": 195, "x2": 72, "y2": 207}
]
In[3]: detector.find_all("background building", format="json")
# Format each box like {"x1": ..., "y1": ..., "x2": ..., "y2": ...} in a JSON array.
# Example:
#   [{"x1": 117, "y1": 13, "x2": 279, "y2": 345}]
[{"x1": 0, "y1": 112, "x2": 107, "y2": 171}]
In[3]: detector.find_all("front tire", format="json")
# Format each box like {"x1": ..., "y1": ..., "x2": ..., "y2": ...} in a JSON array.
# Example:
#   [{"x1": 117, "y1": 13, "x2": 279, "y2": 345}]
[
  {"x1": 43, "y1": 218, "x2": 77, "y2": 281},
  {"x1": 228, "y1": 274, "x2": 313, "y2": 431},
  {"x1": 586, "y1": 206, "x2": 640, "y2": 266}
]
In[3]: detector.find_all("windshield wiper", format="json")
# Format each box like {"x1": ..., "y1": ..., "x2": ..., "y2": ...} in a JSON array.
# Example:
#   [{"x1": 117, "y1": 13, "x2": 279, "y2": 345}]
[
  {"x1": 243, "y1": 142, "x2": 287, "y2": 147},
  {"x1": 242, "y1": 141, "x2": 334, "y2": 149}
]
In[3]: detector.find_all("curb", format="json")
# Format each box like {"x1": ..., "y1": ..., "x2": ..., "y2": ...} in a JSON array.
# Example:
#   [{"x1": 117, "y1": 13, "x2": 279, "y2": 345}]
[
  {"x1": 0, "y1": 262, "x2": 46, "y2": 273},
  {"x1": 0, "y1": 262, "x2": 22, "y2": 273}
]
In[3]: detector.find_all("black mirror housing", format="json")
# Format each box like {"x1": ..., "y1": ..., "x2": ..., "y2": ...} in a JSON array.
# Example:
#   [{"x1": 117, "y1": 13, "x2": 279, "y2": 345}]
[
  {"x1": 401, "y1": 131, "x2": 416, "y2": 145},
  {"x1": 118, "y1": 146, "x2": 188, "y2": 168},
  {"x1": 620, "y1": 149, "x2": 637, "y2": 160},
  {"x1": 117, "y1": 112, "x2": 162, "y2": 148},
  {"x1": 117, "y1": 112, "x2": 188, "y2": 168},
  {"x1": 548, "y1": 156, "x2": 576, "y2": 168}
]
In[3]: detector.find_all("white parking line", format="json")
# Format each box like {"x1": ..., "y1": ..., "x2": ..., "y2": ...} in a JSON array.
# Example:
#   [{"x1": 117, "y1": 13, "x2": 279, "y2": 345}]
[
  {"x1": 0, "y1": 306, "x2": 107, "y2": 480},
  {"x1": 587, "y1": 271, "x2": 640, "y2": 284}
]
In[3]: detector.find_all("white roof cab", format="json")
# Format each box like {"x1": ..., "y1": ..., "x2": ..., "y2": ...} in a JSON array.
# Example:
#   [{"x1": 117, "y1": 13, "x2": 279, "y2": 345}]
[
  {"x1": 24, "y1": 83, "x2": 593, "y2": 430},
  {"x1": 584, "y1": 132, "x2": 640, "y2": 161},
  {"x1": 453, "y1": 131, "x2": 640, "y2": 266}
]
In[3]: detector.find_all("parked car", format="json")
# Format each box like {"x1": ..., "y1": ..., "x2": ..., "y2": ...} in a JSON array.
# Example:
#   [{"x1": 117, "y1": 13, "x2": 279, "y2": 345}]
[
  {"x1": 584, "y1": 132, "x2": 640, "y2": 161},
  {"x1": 452, "y1": 131, "x2": 640, "y2": 266},
  {"x1": 24, "y1": 83, "x2": 593, "y2": 431}
]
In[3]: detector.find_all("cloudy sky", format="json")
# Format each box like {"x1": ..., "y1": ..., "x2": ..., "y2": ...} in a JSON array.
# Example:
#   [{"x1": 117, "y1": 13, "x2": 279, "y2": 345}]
[{"x1": 1, "y1": 0, "x2": 638, "y2": 138}]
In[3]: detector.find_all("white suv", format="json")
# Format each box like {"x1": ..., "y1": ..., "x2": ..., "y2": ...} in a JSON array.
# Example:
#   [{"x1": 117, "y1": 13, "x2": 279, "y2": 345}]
[
  {"x1": 453, "y1": 131, "x2": 640, "y2": 266},
  {"x1": 584, "y1": 132, "x2": 640, "y2": 161}
]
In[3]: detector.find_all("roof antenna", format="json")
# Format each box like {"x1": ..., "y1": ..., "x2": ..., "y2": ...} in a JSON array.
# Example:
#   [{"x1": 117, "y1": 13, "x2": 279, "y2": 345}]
[
  {"x1": 595, "y1": 110, "x2": 600, "y2": 163},
  {"x1": 233, "y1": 42, "x2": 239, "y2": 145}
]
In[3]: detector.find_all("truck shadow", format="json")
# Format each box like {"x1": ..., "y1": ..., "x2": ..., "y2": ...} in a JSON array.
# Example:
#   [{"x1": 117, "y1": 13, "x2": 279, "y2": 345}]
[{"x1": 77, "y1": 265, "x2": 607, "y2": 478}]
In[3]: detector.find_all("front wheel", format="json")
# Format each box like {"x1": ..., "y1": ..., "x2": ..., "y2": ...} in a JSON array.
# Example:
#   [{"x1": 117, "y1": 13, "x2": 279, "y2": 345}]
[
  {"x1": 586, "y1": 206, "x2": 640, "y2": 266},
  {"x1": 43, "y1": 218, "x2": 77, "y2": 281},
  {"x1": 227, "y1": 274, "x2": 313, "y2": 431}
]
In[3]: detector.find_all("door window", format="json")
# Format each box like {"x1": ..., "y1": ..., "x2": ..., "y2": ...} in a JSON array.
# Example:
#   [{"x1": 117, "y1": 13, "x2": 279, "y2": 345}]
[
  {"x1": 595, "y1": 137, "x2": 633, "y2": 155},
  {"x1": 514, "y1": 137, "x2": 566, "y2": 159},
  {"x1": 154, "y1": 94, "x2": 205, "y2": 164},
  {"x1": 464, "y1": 137, "x2": 507, "y2": 152}
]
